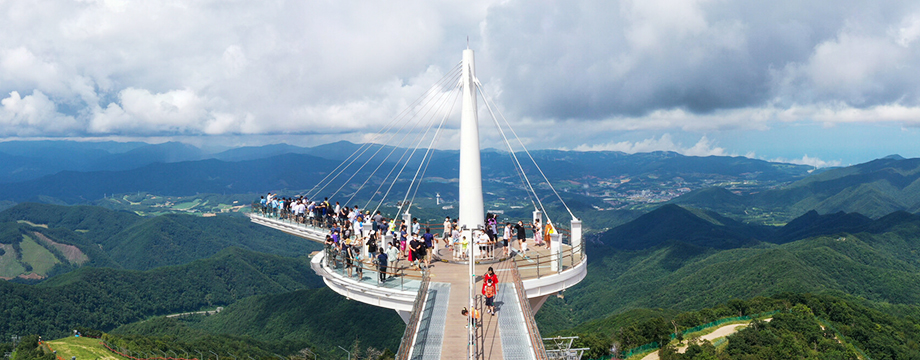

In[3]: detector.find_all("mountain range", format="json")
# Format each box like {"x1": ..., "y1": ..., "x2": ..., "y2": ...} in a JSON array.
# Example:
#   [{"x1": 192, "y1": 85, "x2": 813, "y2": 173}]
[
  {"x1": 537, "y1": 203, "x2": 920, "y2": 333},
  {"x1": 672, "y1": 155, "x2": 920, "y2": 220},
  {"x1": 0, "y1": 140, "x2": 814, "y2": 205},
  {"x1": 5, "y1": 140, "x2": 920, "y2": 359},
  {"x1": 0, "y1": 203, "x2": 320, "y2": 280}
]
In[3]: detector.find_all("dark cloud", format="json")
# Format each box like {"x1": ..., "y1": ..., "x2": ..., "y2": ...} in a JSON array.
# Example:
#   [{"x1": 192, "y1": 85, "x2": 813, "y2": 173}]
[{"x1": 481, "y1": 0, "x2": 920, "y2": 119}]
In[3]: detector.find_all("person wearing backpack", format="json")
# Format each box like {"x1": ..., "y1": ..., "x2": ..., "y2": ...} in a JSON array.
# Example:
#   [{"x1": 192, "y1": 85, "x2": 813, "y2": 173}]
[{"x1": 482, "y1": 267, "x2": 498, "y2": 315}]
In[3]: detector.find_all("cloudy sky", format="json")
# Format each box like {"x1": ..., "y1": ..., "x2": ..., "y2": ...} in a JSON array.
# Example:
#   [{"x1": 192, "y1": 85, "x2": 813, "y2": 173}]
[{"x1": 2, "y1": 0, "x2": 920, "y2": 166}]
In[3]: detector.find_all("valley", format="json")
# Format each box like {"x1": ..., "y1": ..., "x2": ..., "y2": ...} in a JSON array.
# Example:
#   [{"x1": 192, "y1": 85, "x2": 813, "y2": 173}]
[{"x1": 3, "y1": 142, "x2": 920, "y2": 359}]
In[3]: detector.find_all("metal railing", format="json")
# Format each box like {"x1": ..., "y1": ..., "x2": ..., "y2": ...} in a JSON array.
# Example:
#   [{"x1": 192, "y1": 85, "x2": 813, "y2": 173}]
[
  {"x1": 511, "y1": 242, "x2": 585, "y2": 280},
  {"x1": 473, "y1": 294, "x2": 485, "y2": 359},
  {"x1": 322, "y1": 245, "x2": 425, "y2": 291},
  {"x1": 510, "y1": 262, "x2": 549, "y2": 360},
  {"x1": 250, "y1": 208, "x2": 339, "y2": 239},
  {"x1": 395, "y1": 271, "x2": 431, "y2": 360},
  {"x1": 450, "y1": 230, "x2": 499, "y2": 262}
]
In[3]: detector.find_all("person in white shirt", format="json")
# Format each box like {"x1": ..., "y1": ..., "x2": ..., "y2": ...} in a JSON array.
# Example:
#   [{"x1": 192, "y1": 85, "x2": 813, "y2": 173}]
[
  {"x1": 503, "y1": 222, "x2": 513, "y2": 257},
  {"x1": 477, "y1": 231, "x2": 491, "y2": 259},
  {"x1": 442, "y1": 217, "x2": 452, "y2": 249}
]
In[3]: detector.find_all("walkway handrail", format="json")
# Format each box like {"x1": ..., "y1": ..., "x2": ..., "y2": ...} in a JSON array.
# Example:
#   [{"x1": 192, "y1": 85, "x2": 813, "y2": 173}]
[
  {"x1": 474, "y1": 294, "x2": 485, "y2": 359},
  {"x1": 396, "y1": 270, "x2": 431, "y2": 360},
  {"x1": 511, "y1": 242, "x2": 585, "y2": 280},
  {"x1": 510, "y1": 262, "x2": 549, "y2": 360}
]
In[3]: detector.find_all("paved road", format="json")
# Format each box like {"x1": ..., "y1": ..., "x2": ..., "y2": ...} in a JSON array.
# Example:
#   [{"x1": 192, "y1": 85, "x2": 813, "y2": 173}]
[{"x1": 640, "y1": 318, "x2": 772, "y2": 360}]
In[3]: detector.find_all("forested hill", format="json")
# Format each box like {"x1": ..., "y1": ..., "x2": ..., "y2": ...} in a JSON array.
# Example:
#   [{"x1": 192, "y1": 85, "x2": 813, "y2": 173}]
[
  {"x1": 672, "y1": 155, "x2": 920, "y2": 220},
  {"x1": 0, "y1": 153, "x2": 340, "y2": 203},
  {"x1": 558, "y1": 293, "x2": 920, "y2": 359},
  {"x1": 594, "y1": 204, "x2": 916, "y2": 251},
  {"x1": 0, "y1": 203, "x2": 319, "y2": 276},
  {"x1": 112, "y1": 288, "x2": 406, "y2": 354},
  {"x1": 0, "y1": 247, "x2": 323, "y2": 341},
  {"x1": 0, "y1": 139, "x2": 814, "y2": 204},
  {"x1": 538, "y1": 205, "x2": 920, "y2": 333}
]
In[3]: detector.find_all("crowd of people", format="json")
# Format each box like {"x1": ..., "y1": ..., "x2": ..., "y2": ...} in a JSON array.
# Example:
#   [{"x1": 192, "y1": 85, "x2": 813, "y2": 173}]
[{"x1": 255, "y1": 192, "x2": 560, "y2": 283}]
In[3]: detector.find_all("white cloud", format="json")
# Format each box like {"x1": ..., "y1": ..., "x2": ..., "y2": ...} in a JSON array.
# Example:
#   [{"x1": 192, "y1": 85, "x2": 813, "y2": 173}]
[
  {"x1": 770, "y1": 155, "x2": 842, "y2": 168},
  {"x1": 0, "y1": 0, "x2": 918, "y2": 168},
  {"x1": 571, "y1": 134, "x2": 727, "y2": 157},
  {"x1": 0, "y1": 90, "x2": 81, "y2": 136},
  {"x1": 894, "y1": 14, "x2": 920, "y2": 47},
  {"x1": 89, "y1": 88, "x2": 208, "y2": 134}
]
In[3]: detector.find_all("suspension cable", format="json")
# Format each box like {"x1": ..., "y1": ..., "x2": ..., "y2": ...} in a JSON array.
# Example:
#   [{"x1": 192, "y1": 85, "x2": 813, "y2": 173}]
[
  {"x1": 399, "y1": 83, "x2": 461, "y2": 216},
  {"x1": 352, "y1": 66, "x2": 463, "y2": 208},
  {"x1": 479, "y1": 82, "x2": 577, "y2": 221},
  {"x1": 363, "y1": 70, "x2": 462, "y2": 211},
  {"x1": 327, "y1": 72, "x2": 456, "y2": 202},
  {"x1": 307, "y1": 62, "x2": 461, "y2": 200},
  {"x1": 375, "y1": 80, "x2": 461, "y2": 215},
  {"x1": 477, "y1": 85, "x2": 544, "y2": 216}
]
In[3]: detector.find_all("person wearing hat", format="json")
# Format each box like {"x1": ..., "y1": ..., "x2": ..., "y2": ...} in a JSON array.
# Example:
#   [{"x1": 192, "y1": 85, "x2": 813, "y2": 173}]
[{"x1": 482, "y1": 267, "x2": 498, "y2": 315}]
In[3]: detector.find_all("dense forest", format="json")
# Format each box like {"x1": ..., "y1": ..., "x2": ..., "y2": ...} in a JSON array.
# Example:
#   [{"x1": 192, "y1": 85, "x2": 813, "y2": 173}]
[
  {"x1": 537, "y1": 206, "x2": 920, "y2": 334},
  {"x1": 110, "y1": 288, "x2": 404, "y2": 356},
  {"x1": 3, "y1": 154, "x2": 920, "y2": 359},
  {"x1": 0, "y1": 248, "x2": 321, "y2": 341},
  {"x1": 556, "y1": 293, "x2": 920, "y2": 359},
  {"x1": 0, "y1": 203, "x2": 320, "y2": 272}
]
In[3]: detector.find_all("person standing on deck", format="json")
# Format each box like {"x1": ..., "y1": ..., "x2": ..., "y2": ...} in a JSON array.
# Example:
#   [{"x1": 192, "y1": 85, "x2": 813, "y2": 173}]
[
  {"x1": 386, "y1": 241, "x2": 400, "y2": 274},
  {"x1": 451, "y1": 225, "x2": 461, "y2": 255},
  {"x1": 503, "y1": 222, "x2": 513, "y2": 257},
  {"x1": 442, "y1": 217, "x2": 452, "y2": 250},
  {"x1": 376, "y1": 250, "x2": 388, "y2": 282},
  {"x1": 422, "y1": 227, "x2": 435, "y2": 266},
  {"x1": 515, "y1": 220, "x2": 528, "y2": 254},
  {"x1": 482, "y1": 267, "x2": 498, "y2": 315},
  {"x1": 533, "y1": 219, "x2": 543, "y2": 247}
]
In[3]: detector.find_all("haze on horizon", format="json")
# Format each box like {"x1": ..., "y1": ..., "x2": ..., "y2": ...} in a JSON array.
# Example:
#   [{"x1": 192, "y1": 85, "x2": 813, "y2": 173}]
[{"x1": 2, "y1": 0, "x2": 920, "y2": 167}]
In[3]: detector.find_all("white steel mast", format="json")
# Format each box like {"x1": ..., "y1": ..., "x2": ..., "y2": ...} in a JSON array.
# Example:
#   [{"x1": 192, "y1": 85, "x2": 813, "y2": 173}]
[{"x1": 459, "y1": 47, "x2": 483, "y2": 360}]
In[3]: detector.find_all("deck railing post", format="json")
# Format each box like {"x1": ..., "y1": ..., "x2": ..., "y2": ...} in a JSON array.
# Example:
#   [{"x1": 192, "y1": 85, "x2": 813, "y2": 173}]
[{"x1": 550, "y1": 233, "x2": 561, "y2": 273}]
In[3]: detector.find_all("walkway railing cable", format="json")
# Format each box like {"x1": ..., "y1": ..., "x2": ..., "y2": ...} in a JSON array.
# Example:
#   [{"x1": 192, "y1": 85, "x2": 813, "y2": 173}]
[
  {"x1": 396, "y1": 271, "x2": 431, "y2": 360},
  {"x1": 511, "y1": 262, "x2": 549, "y2": 360}
]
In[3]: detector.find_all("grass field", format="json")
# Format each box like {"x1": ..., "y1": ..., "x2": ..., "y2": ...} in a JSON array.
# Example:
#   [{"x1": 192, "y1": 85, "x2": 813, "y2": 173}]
[
  {"x1": 46, "y1": 336, "x2": 125, "y2": 360},
  {"x1": 171, "y1": 200, "x2": 201, "y2": 211},
  {"x1": 0, "y1": 243, "x2": 25, "y2": 278},
  {"x1": 20, "y1": 234, "x2": 60, "y2": 275},
  {"x1": 17, "y1": 220, "x2": 49, "y2": 228}
]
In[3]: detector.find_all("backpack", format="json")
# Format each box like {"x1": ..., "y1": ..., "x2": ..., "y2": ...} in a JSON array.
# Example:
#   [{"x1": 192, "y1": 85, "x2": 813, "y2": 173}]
[{"x1": 484, "y1": 284, "x2": 496, "y2": 298}]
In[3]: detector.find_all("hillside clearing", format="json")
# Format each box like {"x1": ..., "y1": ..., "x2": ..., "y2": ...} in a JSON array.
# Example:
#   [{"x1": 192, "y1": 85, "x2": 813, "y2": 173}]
[
  {"x1": 637, "y1": 319, "x2": 773, "y2": 360},
  {"x1": 46, "y1": 336, "x2": 124, "y2": 360}
]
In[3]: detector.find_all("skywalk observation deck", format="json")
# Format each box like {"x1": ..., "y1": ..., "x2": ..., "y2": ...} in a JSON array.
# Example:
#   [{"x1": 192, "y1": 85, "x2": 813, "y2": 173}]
[
  {"x1": 249, "y1": 213, "x2": 586, "y2": 318},
  {"x1": 250, "y1": 47, "x2": 588, "y2": 359},
  {"x1": 250, "y1": 212, "x2": 587, "y2": 359}
]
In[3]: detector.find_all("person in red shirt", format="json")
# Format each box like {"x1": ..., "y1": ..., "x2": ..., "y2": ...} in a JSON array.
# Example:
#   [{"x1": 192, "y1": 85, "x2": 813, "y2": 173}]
[{"x1": 482, "y1": 267, "x2": 498, "y2": 315}]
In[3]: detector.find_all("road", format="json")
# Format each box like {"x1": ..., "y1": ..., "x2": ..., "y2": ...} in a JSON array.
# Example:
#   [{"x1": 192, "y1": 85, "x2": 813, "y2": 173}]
[{"x1": 639, "y1": 318, "x2": 772, "y2": 360}]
